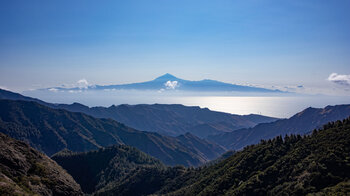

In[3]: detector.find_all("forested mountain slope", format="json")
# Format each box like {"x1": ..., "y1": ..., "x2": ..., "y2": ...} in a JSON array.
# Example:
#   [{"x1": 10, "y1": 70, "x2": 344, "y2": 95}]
[
  {"x1": 52, "y1": 145, "x2": 164, "y2": 194},
  {"x1": 166, "y1": 117, "x2": 350, "y2": 195},
  {"x1": 0, "y1": 99, "x2": 225, "y2": 166},
  {"x1": 56, "y1": 117, "x2": 350, "y2": 195}
]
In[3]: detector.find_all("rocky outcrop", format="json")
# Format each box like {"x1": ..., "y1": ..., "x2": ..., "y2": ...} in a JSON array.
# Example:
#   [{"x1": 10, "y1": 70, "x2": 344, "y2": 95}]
[{"x1": 0, "y1": 132, "x2": 83, "y2": 196}]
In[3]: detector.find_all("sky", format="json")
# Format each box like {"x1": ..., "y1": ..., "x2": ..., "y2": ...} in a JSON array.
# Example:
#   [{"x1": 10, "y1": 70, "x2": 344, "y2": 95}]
[{"x1": 0, "y1": 0, "x2": 349, "y2": 94}]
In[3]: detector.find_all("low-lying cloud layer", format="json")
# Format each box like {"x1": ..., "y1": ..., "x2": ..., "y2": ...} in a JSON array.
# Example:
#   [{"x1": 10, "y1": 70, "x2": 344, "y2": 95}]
[{"x1": 328, "y1": 73, "x2": 350, "y2": 86}]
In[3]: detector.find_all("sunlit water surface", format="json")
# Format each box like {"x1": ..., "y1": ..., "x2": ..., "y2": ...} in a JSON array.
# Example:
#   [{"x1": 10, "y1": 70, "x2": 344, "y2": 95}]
[{"x1": 25, "y1": 90, "x2": 350, "y2": 118}]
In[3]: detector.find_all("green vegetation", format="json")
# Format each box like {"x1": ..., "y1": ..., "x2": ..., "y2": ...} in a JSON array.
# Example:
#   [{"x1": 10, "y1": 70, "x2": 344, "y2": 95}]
[
  {"x1": 165, "y1": 117, "x2": 350, "y2": 195},
  {"x1": 53, "y1": 117, "x2": 350, "y2": 195},
  {"x1": 95, "y1": 165, "x2": 197, "y2": 196},
  {"x1": 53, "y1": 145, "x2": 200, "y2": 195},
  {"x1": 52, "y1": 145, "x2": 165, "y2": 194}
]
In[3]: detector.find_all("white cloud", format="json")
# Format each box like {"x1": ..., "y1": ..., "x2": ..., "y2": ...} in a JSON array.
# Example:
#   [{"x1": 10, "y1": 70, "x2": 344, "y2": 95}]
[
  {"x1": 164, "y1": 80, "x2": 178, "y2": 89},
  {"x1": 328, "y1": 73, "x2": 350, "y2": 86},
  {"x1": 48, "y1": 88, "x2": 59, "y2": 92},
  {"x1": 77, "y1": 79, "x2": 89, "y2": 89}
]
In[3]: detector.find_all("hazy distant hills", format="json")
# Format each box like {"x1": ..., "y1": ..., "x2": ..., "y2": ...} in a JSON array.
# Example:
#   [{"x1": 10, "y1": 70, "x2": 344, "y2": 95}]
[
  {"x1": 0, "y1": 99, "x2": 225, "y2": 166},
  {"x1": 0, "y1": 132, "x2": 83, "y2": 195},
  {"x1": 55, "y1": 103, "x2": 278, "y2": 138},
  {"x1": 0, "y1": 88, "x2": 279, "y2": 138},
  {"x1": 42, "y1": 73, "x2": 283, "y2": 93},
  {"x1": 209, "y1": 104, "x2": 350, "y2": 150}
]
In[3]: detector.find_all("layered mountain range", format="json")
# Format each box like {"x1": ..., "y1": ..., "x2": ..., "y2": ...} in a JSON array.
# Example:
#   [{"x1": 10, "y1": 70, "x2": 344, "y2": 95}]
[
  {"x1": 55, "y1": 103, "x2": 278, "y2": 138},
  {"x1": 0, "y1": 99, "x2": 225, "y2": 166},
  {"x1": 1, "y1": 88, "x2": 350, "y2": 195},
  {"x1": 160, "y1": 117, "x2": 350, "y2": 195},
  {"x1": 209, "y1": 104, "x2": 350, "y2": 150},
  {"x1": 54, "y1": 118, "x2": 350, "y2": 195},
  {"x1": 0, "y1": 88, "x2": 279, "y2": 138}
]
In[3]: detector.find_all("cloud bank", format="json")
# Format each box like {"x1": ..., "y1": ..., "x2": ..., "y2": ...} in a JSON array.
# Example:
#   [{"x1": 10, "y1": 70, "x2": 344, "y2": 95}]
[
  {"x1": 328, "y1": 73, "x2": 350, "y2": 86},
  {"x1": 164, "y1": 81, "x2": 179, "y2": 90}
]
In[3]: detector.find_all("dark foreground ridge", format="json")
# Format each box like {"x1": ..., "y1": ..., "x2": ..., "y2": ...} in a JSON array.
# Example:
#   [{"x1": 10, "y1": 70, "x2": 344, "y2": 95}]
[{"x1": 0, "y1": 132, "x2": 83, "y2": 195}]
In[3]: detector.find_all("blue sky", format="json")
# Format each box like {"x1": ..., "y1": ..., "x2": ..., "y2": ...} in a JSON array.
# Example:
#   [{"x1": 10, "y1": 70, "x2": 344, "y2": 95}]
[{"x1": 0, "y1": 0, "x2": 349, "y2": 94}]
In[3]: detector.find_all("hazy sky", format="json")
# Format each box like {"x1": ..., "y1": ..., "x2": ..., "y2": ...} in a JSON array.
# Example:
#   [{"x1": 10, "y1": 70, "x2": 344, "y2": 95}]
[{"x1": 0, "y1": 0, "x2": 349, "y2": 94}]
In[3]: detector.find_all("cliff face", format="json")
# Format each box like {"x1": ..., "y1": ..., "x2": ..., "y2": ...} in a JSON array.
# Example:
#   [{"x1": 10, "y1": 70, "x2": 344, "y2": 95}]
[{"x1": 0, "y1": 133, "x2": 83, "y2": 196}]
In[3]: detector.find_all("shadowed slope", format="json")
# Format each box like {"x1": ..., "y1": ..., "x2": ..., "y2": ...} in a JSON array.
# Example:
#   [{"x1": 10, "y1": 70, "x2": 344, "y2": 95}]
[
  {"x1": 209, "y1": 104, "x2": 350, "y2": 150},
  {"x1": 52, "y1": 145, "x2": 164, "y2": 194},
  {"x1": 0, "y1": 99, "x2": 224, "y2": 166},
  {"x1": 0, "y1": 88, "x2": 279, "y2": 138},
  {"x1": 0, "y1": 133, "x2": 83, "y2": 196}
]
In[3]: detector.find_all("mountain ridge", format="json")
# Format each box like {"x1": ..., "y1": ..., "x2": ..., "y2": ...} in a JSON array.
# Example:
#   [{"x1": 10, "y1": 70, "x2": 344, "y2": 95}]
[
  {"x1": 0, "y1": 99, "x2": 225, "y2": 166},
  {"x1": 79, "y1": 117, "x2": 350, "y2": 195},
  {"x1": 208, "y1": 104, "x2": 350, "y2": 150},
  {"x1": 0, "y1": 88, "x2": 279, "y2": 138},
  {"x1": 163, "y1": 117, "x2": 350, "y2": 195}
]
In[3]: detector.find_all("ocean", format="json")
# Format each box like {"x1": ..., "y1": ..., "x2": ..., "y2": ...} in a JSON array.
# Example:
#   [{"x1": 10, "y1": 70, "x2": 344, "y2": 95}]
[{"x1": 24, "y1": 90, "x2": 350, "y2": 118}]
